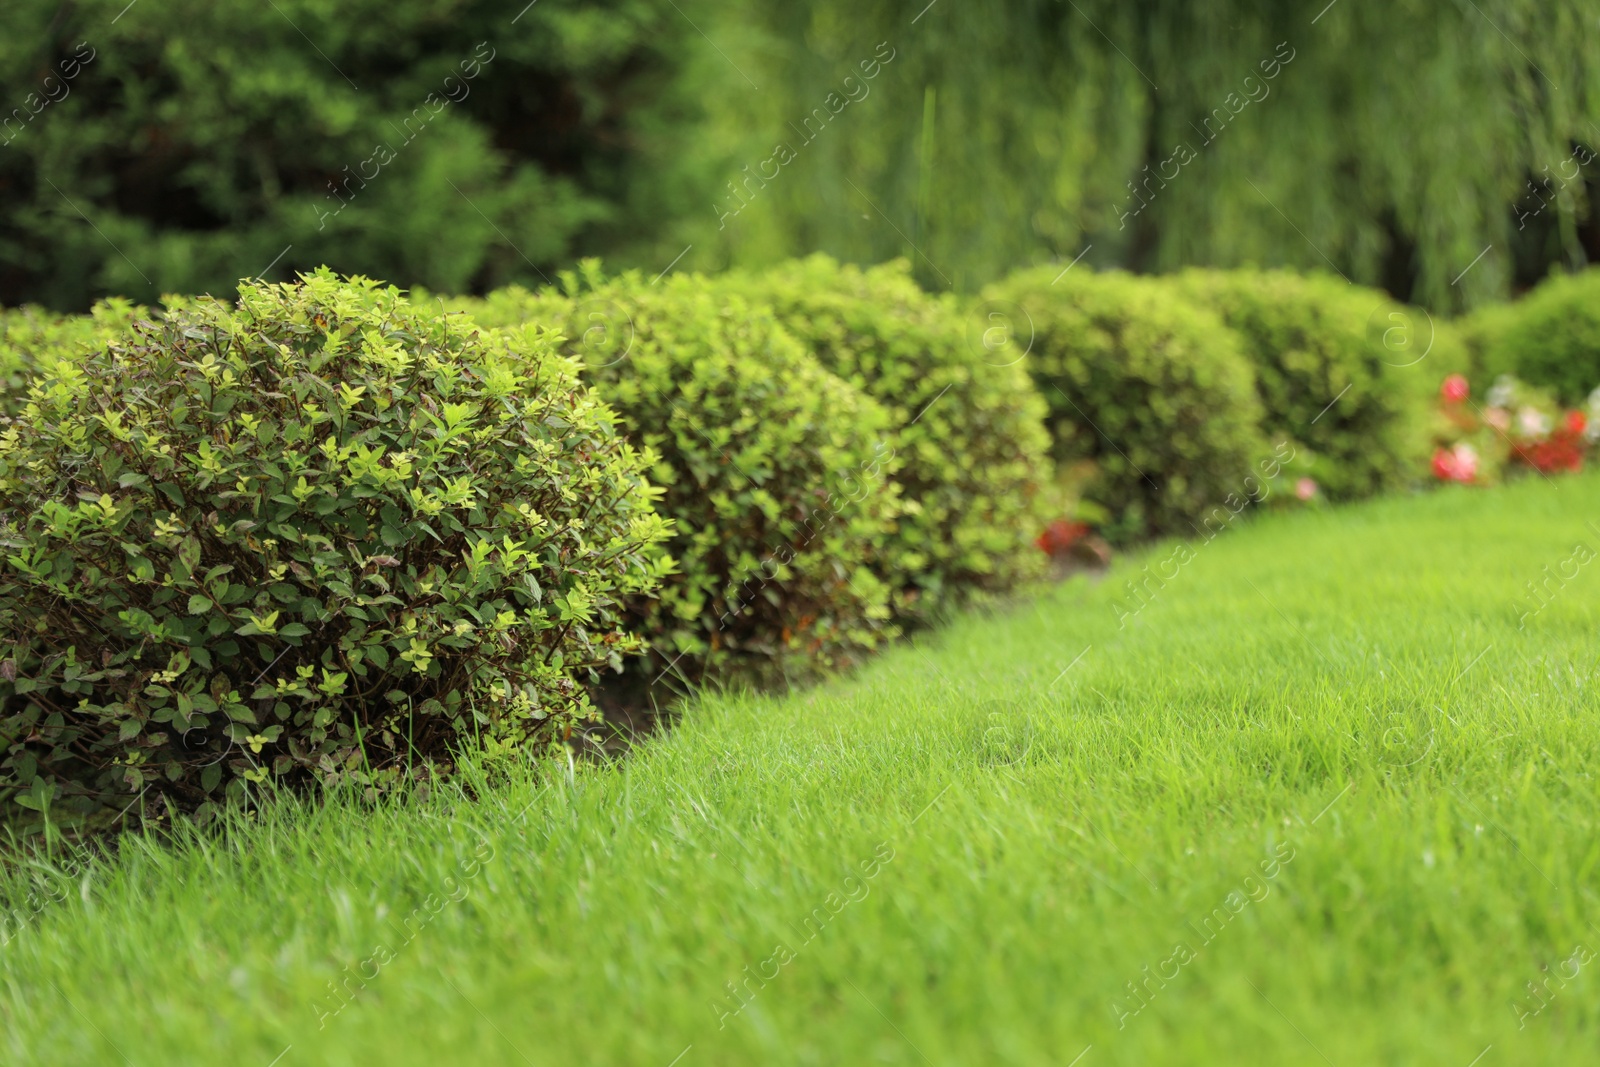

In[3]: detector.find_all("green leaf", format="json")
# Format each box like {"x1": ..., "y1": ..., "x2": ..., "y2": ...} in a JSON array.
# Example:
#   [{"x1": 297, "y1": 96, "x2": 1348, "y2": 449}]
[{"x1": 187, "y1": 594, "x2": 213, "y2": 614}]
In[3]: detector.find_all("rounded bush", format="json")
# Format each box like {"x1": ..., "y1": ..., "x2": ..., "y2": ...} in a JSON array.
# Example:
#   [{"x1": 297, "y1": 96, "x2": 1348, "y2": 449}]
[
  {"x1": 458, "y1": 267, "x2": 904, "y2": 690},
  {"x1": 1481, "y1": 270, "x2": 1600, "y2": 404},
  {"x1": 1453, "y1": 300, "x2": 1519, "y2": 383},
  {"x1": 723, "y1": 256, "x2": 1051, "y2": 622},
  {"x1": 1172, "y1": 269, "x2": 1434, "y2": 499},
  {"x1": 0, "y1": 271, "x2": 670, "y2": 824},
  {"x1": 983, "y1": 268, "x2": 1267, "y2": 543}
]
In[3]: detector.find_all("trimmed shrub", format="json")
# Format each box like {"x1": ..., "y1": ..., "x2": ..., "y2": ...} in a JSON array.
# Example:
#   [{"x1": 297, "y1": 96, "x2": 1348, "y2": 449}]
[
  {"x1": 984, "y1": 268, "x2": 1268, "y2": 544},
  {"x1": 455, "y1": 267, "x2": 903, "y2": 689},
  {"x1": 1454, "y1": 300, "x2": 1520, "y2": 383},
  {"x1": 1480, "y1": 270, "x2": 1600, "y2": 404},
  {"x1": 722, "y1": 256, "x2": 1051, "y2": 622},
  {"x1": 0, "y1": 300, "x2": 149, "y2": 418},
  {"x1": 0, "y1": 271, "x2": 670, "y2": 824},
  {"x1": 1172, "y1": 269, "x2": 1435, "y2": 499}
]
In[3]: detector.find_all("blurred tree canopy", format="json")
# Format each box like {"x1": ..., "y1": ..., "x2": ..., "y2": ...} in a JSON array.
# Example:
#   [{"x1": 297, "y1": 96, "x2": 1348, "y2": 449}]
[
  {"x1": 0, "y1": 0, "x2": 714, "y2": 309},
  {"x1": 688, "y1": 0, "x2": 1600, "y2": 310},
  {"x1": 2, "y1": 0, "x2": 1598, "y2": 310}
]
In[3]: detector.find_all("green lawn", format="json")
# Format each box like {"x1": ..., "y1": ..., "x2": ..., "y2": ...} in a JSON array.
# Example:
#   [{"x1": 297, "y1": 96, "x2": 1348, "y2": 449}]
[{"x1": 3, "y1": 472, "x2": 1599, "y2": 1065}]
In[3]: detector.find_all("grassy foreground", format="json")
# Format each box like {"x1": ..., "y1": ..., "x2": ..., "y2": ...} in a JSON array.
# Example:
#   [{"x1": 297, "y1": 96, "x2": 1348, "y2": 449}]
[{"x1": 3, "y1": 473, "x2": 1599, "y2": 1065}]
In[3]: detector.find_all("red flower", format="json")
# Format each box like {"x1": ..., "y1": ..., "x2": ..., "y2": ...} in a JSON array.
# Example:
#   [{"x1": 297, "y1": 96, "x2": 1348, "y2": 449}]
[
  {"x1": 1036, "y1": 519, "x2": 1090, "y2": 556},
  {"x1": 1440, "y1": 374, "x2": 1469, "y2": 403},
  {"x1": 1565, "y1": 410, "x2": 1587, "y2": 435},
  {"x1": 1514, "y1": 437, "x2": 1584, "y2": 474},
  {"x1": 1431, "y1": 448, "x2": 1458, "y2": 481}
]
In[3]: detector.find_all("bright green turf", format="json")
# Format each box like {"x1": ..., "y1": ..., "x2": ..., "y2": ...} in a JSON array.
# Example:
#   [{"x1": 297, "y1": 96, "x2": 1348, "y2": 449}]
[{"x1": 3, "y1": 472, "x2": 1599, "y2": 1066}]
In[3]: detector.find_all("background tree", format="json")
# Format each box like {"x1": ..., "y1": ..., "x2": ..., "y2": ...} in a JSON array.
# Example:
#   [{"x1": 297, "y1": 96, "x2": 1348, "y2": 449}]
[
  {"x1": 0, "y1": 0, "x2": 717, "y2": 309},
  {"x1": 689, "y1": 0, "x2": 1600, "y2": 309},
  {"x1": 4, "y1": 0, "x2": 1599, "y2": 311}
]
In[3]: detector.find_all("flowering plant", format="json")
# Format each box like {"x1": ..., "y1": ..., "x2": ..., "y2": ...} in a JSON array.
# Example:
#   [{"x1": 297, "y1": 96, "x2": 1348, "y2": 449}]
[
  {"x1": 1430, "y1": 372, "x2": 1593, "y2": 483},
  {"x1": 1483, "y1": 375, "x2": 1589, "y2": 474},
  {"x1": 1035, "y1": 518, "x2": 1111, "y2": 567},
  {"x1": 1430, "y1": 374, "x2": 1500, "y2": 484}
]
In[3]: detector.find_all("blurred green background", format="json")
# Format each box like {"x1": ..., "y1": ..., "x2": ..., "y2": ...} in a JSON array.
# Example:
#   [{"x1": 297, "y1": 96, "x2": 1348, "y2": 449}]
[{"x1": 2, "y1": 0, "x2": 1596, "y2": 312}]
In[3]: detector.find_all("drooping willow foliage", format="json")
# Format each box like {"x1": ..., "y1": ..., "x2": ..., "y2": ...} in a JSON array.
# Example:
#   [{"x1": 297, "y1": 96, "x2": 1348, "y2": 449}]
[{"x1": 684, "y1": 0, "x2": 1600, "y2": 309}]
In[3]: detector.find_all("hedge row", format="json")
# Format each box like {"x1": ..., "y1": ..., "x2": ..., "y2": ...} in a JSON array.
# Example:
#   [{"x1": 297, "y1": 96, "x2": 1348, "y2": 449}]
[
  {"x1": 984, "y1": 267, "x2": 1442, "y2": 542},
  {"x1": 0, "y1": 260, "x2": 1446, "y2": 823},
  {"x1": 1171, "y1": 270, "x2": 1435, "y2": 503},
  {"x1": 456, "y1": 267, "x2": 908, "y2": 692},
  {"x1": 988, "y1": 268, "x2": 1267, "y2": 543},
  {"x1": 722, "y1": 257, "x2": 1051, "y2": 622},
  {"x1": 1460, "y1": 269, "x2": 1600, "y2": 405}
]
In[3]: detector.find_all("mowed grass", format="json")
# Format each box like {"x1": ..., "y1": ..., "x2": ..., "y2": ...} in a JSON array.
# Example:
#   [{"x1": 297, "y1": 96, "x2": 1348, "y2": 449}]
[{"x1": 4, "y1": 472, "x2": 1600, "y2": 1066}]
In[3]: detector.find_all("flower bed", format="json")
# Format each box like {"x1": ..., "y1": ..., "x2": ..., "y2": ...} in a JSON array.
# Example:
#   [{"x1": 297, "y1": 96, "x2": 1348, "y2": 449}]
[{"x1": 1430, "y1": 372, "x2": 1597, "y2": 483}]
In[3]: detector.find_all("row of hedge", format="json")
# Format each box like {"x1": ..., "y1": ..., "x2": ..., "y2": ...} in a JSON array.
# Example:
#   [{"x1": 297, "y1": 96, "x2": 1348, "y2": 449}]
[
  {"x1": 0, "y1": 259, "x2": 1447, "y2": 824},
  {"x1": 989, "y1": 266, "x2": 1441, "y2": 541},
  {"x1": 1458, "y1": 269, "x2": 1600, "y2": 406}
]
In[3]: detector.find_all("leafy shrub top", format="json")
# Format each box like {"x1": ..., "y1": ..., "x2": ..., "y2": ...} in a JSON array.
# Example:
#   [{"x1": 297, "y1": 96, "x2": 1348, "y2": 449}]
[
  {"x1": 724, "y1": 256, "x2": 1050, "y2": 622},
  {"x1": 1453, "y1": 300, "x2": 1519, "y2": 383},
  {"x1": 0, "y1": 270, "x2": 669, "y2": 825},
  {"x1": 987, "y1": 268, "x2": 1268, "y2": 543},
  {"x1": 1173, "y1": 269, "x2": 1434, "y2": 499},
  {"x1": 1483, "y1": 269, "x2": 1600, "y2": 404}
]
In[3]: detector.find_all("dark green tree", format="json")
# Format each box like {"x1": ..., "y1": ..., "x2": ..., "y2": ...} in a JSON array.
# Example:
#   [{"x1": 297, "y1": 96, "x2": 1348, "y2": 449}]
[{"x1": 0, "y1": 0, "x2": 716, "y2": 310}]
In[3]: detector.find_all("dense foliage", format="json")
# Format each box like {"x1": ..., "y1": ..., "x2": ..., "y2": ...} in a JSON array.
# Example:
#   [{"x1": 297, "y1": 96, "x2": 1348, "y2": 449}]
[
  {"x1": 1480, "y1": 269, "x2": 1600, "y2": 404},
  {"x1": 456, "y1": 267, "x2": 904, "y2": 689},
  {"x1": 1454, "y1": 301, "x2": 1521, "y2": 383},
  {"x1": 0, "y1": 272, "x2": 670, "y2": 823},
  {"x1": 723, "y1": 255, "x2": 1050, "y2": 621},
  {"x1": 1172, "y1": 269, "x2": 1434, "y2": 500},
  {"x1": 985, "y1": 267, "x2": 1268, "y2": 543},
  {"x1": 7, "y1": 1, "x2": 1598, "y2": 312},
  {"x1": 0, "y1": 0, "x2": 715, "y2": 310}
]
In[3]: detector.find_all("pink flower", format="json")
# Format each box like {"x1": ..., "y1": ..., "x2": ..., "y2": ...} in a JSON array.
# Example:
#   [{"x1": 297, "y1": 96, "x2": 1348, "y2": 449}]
[
  {"x1": 1486, "y1": 407, "x2": 1511, "y2": 431},
  {"x1": 1294, "y1": 477, "x2": 1317, "y2": 501},
  {"x1": 1440, "y1": 374, "x2": 1469, "y2": 403},
  {"x1": 1432, "y1": 444, "x2": 1478, "y2": 483},
  {"x1": 1431, "y1": 448, "x2": 1457, "y2": 481}
]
